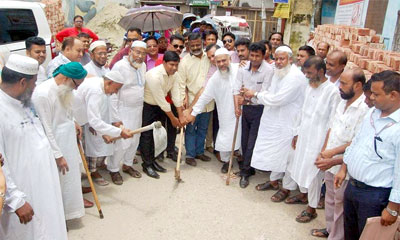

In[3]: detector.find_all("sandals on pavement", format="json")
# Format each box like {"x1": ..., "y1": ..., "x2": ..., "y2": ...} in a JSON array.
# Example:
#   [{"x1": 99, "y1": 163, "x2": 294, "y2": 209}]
[
  {"x1": 255, "y1": 181, "x2": 279, "y2": 191},
  {"x1": 110, "y1": 172, "x2": 123, "y2": 185},
  {"x1": 285, "y1": 194, "x2": 308, "y2": 205},
  {"x1": 311, "y1": 228, "x2": 329, "y2": 238},
  {"x1": 296, "y1": 210, "x2": 318, "y2": 223},
  {"x1": 123, "y1": 166, "x2": 142, "y2": 178},
  {"x1": 271, "y1": 189, "x2": 289, "y2": 202},
  {"x1": 92, "y1": 175, "x2": 109, "y2": 186}
]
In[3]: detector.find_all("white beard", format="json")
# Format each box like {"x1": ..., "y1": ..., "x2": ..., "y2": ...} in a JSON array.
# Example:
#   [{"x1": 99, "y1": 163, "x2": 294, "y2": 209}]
[
  {"x1": 57, "y1": 84, "x2": 74, "y2": 110},
  {"x1": 218, "y1": 66, "x2": 230, "y2": 74},
  {"x1": 129, "y1": 55, "x2": 143, "y2": 69},
  {"x1": 275, "y1": 64, "x2": 291, "y2": 80}
]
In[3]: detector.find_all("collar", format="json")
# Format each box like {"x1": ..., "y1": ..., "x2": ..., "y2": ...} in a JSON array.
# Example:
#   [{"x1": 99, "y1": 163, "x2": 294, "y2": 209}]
[
  {"x1": 189, "y1": 51, "x2": 205, "y2": 58},
  {"x1": 374, "y1": 107, "x2": 400, "y2": 123},
  {"x1": 0, "y1": 88, "x2": 24, "y2": 108},
  {"x1": 245, "y1": 60, "x2": 266, "y2": 73},
  {"x1": 347, "y1": 94, "x2": 366, "y2": 110},
  {"x1": 59, "y1": 53, "x2": 71, "y2": 64},
  {"x1": 160, "y1": 64, "x2": 169, "y2": 77}
]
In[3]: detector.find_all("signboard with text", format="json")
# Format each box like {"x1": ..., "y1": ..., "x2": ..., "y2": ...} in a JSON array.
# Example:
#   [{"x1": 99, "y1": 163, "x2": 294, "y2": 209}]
[
  {"x1": 334, "y1": 0, "x2": 365, "y2": 26},
  {"x1": 273, "y1": 0, "x2": 289, "y2": 3}
]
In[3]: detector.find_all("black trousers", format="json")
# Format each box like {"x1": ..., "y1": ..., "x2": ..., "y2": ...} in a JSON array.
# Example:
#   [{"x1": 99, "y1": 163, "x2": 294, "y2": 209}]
[
  {"x1": 140, "y1": 102, "x2": 174, "y2": 167},
  {"x1": 240, "y1": 105, "x2": 263, "y2": 177},
  {"x1": 166, "y1": 104, "x2": 177, "y2": 154},
  {"x1": 212, "y1": 106, "x2": 219, "y2": 152},
  {"x1": 344, "y1": 179, "x2": 391, "y2": 240}
]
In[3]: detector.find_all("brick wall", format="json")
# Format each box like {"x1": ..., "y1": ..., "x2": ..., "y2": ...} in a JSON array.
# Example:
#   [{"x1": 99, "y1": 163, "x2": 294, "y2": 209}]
[
  {"x1": 314, "y1": 24, "x2": 400, "y2": 80},
  {"x1": 41, "y1": 0, "x2": 65, "y2": 42}
]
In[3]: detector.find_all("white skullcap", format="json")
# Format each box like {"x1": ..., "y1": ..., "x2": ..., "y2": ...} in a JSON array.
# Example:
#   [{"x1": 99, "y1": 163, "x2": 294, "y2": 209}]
[
  {"x1": 215, "y1": 48, "x2": 230, "y2": 57},
  {"x1": 275, "y1": 46, "x2": 293, "y2": 55},
  {"x1": 104, "y1": 71, "x2": 125, "y2": 84},
  {"x1": 89, "y1": 41, "x2": 107, "y2": 52},
  {"x1": 5, "y1": 54, "x2": 38, "y2": 75},
  {"x1": 131, "y1": 41, "x2": 147, "y2": 49}
]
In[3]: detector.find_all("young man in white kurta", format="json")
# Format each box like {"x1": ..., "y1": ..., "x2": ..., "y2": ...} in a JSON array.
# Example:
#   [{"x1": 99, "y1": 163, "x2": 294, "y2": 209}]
[
  {"x1": 0, "y1": 54, "x2": 67, "y2": 240},
  {"x1": 83, "y1": 41, "x2": 112, "y2": 185},
  {"x1": 288, "y1": 56, "x2": 340, "y2": 222},
  {"x1": 185, "y1": 48, "x2": 241, "y2": 171},
  {"x1": 311, "y1": 69, "x2": 369, "y2": 239},
  {"x1": 32, "y1": 62, "x2": 87, "y2": 220},
  {"x1": 108, "y1": 41, "x2": 147, "y2": 184},
  {"x1": 243, "y1": 47, "x2": 308, "y2": 196}
]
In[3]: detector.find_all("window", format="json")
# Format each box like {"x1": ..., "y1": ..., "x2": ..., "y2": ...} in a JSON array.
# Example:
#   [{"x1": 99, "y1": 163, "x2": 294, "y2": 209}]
[{"x1": 0, "y1": 9, "x2": 38, "y2": 44}]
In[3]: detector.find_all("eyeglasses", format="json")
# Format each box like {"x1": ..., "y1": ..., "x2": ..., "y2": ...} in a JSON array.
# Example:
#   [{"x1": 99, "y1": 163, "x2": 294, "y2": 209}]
[
  {"x1": 71, "y1": 78, "x2": 78, "y2": 88},
  {"x1": 173, "y1": 44, "x2": 185, "y2": 50},
  {"x1": 126, "y1": 38, "x2": 138, "y2": 42},
  {"x1": 223, "y1": 39, "x2": 233, "y2": 44},
  {"x1": 94, "y1": 52, "x2": 108, "y2": 57}
]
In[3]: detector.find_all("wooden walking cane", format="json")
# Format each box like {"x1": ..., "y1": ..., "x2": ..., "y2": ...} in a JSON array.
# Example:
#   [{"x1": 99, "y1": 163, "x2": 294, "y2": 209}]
[
  {"x1": 175, "y1": 127, "x2": 184, "y2": 182},
  {"x1": 77, "y1": 139, "x2": 104, "y2": 219},
  {"x1": 226, "y1": 116, "x2": 240, "y2": 185}
]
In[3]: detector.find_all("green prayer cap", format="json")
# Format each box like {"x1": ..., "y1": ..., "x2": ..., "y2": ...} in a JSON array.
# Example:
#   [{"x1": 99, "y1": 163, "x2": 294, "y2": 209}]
[{"x1": 53, "y1": 62, "x2": 87, "y2": 79}]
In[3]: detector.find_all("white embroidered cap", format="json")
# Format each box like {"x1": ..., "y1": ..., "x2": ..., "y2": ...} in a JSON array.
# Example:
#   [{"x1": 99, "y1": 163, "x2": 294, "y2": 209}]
[
  {"x1": 5, "y1": 54, "x2": 39, "y2": 75},
  {"x1": 104, "y1": 71, "x2": 125, "y2": 84},
  {"x1": 89, "y1": 41, "x2": 107, "y2": 52}
]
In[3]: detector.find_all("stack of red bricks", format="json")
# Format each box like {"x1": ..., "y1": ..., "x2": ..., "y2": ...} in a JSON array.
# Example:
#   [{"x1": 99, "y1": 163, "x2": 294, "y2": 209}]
[
  {"x1": 41, "y1": 0, "x2": 65, "y2": 41},
  {"x1": 314, "y1": 24, "x2": 400, "y2": 80}
]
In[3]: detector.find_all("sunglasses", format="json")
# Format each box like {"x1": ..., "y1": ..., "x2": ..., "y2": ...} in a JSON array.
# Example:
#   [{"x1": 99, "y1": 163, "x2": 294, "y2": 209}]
[
  {"x1": 173, "y1": 44, "x2": 185, "y2": 50},
  {"x1": 126, "y1": 38, "x2": 138, "y2": 42},
  {"x1": 223, "y1": 39, "x2": 233, "y2": 44}
]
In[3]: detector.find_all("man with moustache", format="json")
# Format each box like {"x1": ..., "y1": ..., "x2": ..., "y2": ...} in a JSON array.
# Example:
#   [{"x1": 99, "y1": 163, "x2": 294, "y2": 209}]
[
  {"x1": 233, "y1": 42, "x2": 274, "y2": 188},
  {"x1": 243, "y1": 46, "x2": 307, "y2": 195},
  {"x1": 184, "y1": 48, "x2": 241, "y2": 172},
  {"x1": 47, "y1": 37, "x2": 84, "y2": 78},
  {"x1": 222, "y1": 32, "x2": 240, "y2": 63},
  {"x1": 0, "y1": 54, "x2": 67, "y2": 240},
  {"x1": 108, "y1": 41, "x2": 147, "y2": 184},
  {"x1": 317, "y1": 42, "x2": 330, "y2": 61},
  {"x1": 296, "y1": 45, "x2": 315, "y2": 69},
  {"x1": 268, "y1": 32, "x2": 283, "y2": 59},
  {"x1": 25, "y1": 36, "x2": 48, "y2": 85},
  {"x1": 285, "y1": 56, "x2": 340, "y2": 223},
  {"x1": 32, "y1": 62, "x2": 90, "y2": 218},
  {"x1": 178, "y1": 32, "x2": 212, "y2": 167},
  {"x1": 82, "y1": 40, "x2": 112, "y2": 186},
  {"x1": 326, "y1": 50, "x2": 347, "y2": 87},
  {"x1": 310, "y1": 68, "x2": 368, "y2": 238}
]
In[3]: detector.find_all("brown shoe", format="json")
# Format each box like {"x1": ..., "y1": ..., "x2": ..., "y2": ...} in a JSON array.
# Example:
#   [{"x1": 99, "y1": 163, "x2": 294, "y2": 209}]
[
  {"x1": 110, "y1": 171, "x2": 123, "y2": 185},
  {"x1": 84, "y1": 198, "x2": 94, "y2": 208},
  {"x1": 195, "y1": 154, "x2": 211, "y2": 162},
  {"x1": 185, "y1": 157, "x2": 197, "y2": 166},
  {"x1": 122, "y1": 165, "x2": 142, "y2": 178},
  {"x1": 82, "y1": 186, "x2": 92, "y2": 194}
]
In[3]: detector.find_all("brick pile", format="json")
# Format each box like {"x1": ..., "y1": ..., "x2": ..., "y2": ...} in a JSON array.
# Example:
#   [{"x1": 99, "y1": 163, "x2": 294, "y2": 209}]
[
  {"x1": 314, "y1": 24, "x2": 400, "y2": 80},
  {"x1": 41, "y1": 0, "x2": 65, "y2": 42}
]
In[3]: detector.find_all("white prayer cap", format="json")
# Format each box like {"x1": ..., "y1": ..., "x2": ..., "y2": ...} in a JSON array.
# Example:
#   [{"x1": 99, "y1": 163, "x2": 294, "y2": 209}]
[
  {"x1": 275, "y1": 46, "x2": 293, "y2": 55},
  {"x1": 131, "y1": 41, "x2": 147, "y2": 49},
  {"x1": 5, "y1": 54, "x2": 38, "y2": 75},
  {"x1": 89, "y1": 40, "x2": 107, "y2": 52},
  {"x1": 104, "y1": 71, "x2": 125, "y2": 84},
  {"x1": 215, "y1": 48, "x2": 230, "y2": 57}
]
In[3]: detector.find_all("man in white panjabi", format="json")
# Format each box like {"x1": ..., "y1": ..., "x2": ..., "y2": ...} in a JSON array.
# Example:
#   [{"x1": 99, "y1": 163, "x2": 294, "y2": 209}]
[
  {"x1": 286, "y1": 56, "x2": 341, "y2": 223},
  {"x1": 32, "y1": 62, "x2": 88, "y2": 221},
  {"x1": 0, "y1": 54, "x2": 67, "y2": 239},
  {"x1": 242, "y1": 46, "x2": 308, "y2": 198},
  {"x1": 184, "y1": 48, "x2": 241, "y2": 172},
  {"x1": 83, "y1": 41, "x2": 112, "y2": 186},
  {"x1": 108, "y1": 41, "x2": 147, "y2": 185}
]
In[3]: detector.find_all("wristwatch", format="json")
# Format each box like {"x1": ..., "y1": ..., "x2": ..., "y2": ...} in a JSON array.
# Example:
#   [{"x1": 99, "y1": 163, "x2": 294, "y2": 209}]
[{"x1": 386, "y1": 206, "x2": 398, "y2": 217}]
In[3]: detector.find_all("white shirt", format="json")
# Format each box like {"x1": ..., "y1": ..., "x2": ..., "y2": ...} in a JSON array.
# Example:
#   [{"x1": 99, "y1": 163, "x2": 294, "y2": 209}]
[
  {"x1": 46, "y1": 53, "x2": 70, "y2": 78},
  {"x1": 289, "y1": 80, "x2": 341, "y2": 188},
  {"x1": 0, "y1": 89, "x2": 67, "y2": 240},
  {"x1": 251, "y1": 65, "x2": 307, "y2": 172},
  {"x1": 84, "y1": 60, "x2": 109, "y2": 77},
  {"x1": 326, "y1": 95, "x2": 369, "y2": 177},
  {"x1": 36, "y1": 65, "x2": 48, "y2": 85}
]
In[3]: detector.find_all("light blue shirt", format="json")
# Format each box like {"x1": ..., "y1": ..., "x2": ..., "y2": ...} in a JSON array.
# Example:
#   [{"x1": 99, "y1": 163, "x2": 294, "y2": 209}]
[{"x1": 344, "y1": 107, "x2": 400, "y2": 203}]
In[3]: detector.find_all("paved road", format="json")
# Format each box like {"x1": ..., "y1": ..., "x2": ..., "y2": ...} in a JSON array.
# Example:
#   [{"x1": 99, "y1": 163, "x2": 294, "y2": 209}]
[{"x1": 67, "y1": 149, "x2": 325, "y2": 240}]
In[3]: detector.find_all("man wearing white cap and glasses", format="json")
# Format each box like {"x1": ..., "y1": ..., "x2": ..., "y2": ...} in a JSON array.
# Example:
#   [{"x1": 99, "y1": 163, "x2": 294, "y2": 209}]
[
  {"x1": 0, "y1": 54, "x2": 67, "y2": 239},
  {"x1": 184, "y1": 48, "x2": 241, "y2": 173},
  {"x1": 241, "y1": 46, "x2": 308, "y2": 199},
  {"x1": 83, "y1": 40, "x2": 112, "y2": 186},
  {"x1": 32, "y1": 62, "x2": 90, "y2": 219},
  {"x1": 108, "y1": 40, "x2": 147, "y2": 184}
]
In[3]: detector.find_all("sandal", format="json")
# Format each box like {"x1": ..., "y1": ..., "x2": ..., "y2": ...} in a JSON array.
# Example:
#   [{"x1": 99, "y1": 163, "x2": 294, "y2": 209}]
[
  {"x1": 123, "y1": 166, "x2": 142, "y2": 178},
  {"x1": 311, "y1": 228, "x2": 329, "y2": 238},
  {"x1": 92, "y1": 175, "x2": 109, "y2": 186},
  {"x1": 255, "y1": 181, "x2": 279, "y2": 191},
  {"x1": 110, "y1": 172, "x2": 123, "y2": 185},
  {"x1": 296, "y1": 210, "x2": 318, "y2": 223},
  {"x1": 271, "y1": 189, "x2": 289, "y2": 202},
  {"x1": 285, "y1": 194, "x2": 308, "y2": 205}
]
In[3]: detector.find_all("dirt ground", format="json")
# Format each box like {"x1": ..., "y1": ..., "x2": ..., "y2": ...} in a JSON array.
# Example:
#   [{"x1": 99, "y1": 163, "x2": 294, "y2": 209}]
[{"x1": 67, "y1": 145, "x2": 325, "y2": 240}]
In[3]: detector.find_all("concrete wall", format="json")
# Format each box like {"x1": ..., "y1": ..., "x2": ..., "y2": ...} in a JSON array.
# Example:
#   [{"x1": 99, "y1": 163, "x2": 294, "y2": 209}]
[{"x1": 381, "y1": 0, "x2": 400, "y2": 50}]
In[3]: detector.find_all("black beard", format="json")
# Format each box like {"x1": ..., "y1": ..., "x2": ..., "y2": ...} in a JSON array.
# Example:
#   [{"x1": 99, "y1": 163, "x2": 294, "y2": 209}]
[{"x1": 340, "y1": 89, "x2": 355, "y2": 100}]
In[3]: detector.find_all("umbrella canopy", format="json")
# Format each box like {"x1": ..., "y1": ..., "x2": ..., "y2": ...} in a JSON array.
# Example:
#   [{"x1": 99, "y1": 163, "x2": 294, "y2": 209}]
[{"x1": 118, "y1": 5, "x2": 183, "y2": 32}]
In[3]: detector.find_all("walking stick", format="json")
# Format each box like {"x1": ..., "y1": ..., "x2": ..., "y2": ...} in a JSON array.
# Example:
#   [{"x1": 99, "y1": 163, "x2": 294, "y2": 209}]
[
  {"x1": 226, "y1": 116, "x2": 240, "y2": 185},
  {"x1": 77, "y1": 139, "x2": 104, "y2": 219},
  {"x1": 175, "y1": 127, "x2": 184, "y2": 182}
]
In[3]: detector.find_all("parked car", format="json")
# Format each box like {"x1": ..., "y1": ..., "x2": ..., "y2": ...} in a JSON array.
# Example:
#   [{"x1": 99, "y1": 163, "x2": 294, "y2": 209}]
[
  {"x1": 212, "y1": 16, "x2": 251, "y2": 40},
  {"x1": 0, "y1": 1, "x2": 54, "y2": 66}
]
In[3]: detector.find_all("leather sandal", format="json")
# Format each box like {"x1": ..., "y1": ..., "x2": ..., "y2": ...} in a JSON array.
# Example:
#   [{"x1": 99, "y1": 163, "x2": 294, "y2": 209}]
[{"x1": 123, "y1": 166, "x2": 142, "y2": 178}]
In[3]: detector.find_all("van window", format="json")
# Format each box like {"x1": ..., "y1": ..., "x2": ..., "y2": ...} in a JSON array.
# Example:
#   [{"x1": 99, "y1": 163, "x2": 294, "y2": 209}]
[{"x1": 0, "y1": 9, "x2": 38, "y2": 44}]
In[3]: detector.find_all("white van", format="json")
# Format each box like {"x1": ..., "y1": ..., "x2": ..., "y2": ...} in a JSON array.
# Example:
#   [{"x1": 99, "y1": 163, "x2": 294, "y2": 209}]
[{"x1": 0, "y1": 1, "x2": 54, "y2": 66}]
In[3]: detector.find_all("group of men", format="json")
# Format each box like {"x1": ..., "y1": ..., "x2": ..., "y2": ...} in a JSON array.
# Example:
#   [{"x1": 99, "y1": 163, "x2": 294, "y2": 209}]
[{"x1": 1, "y1": 13, "x2": 400, "y2": 240}]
